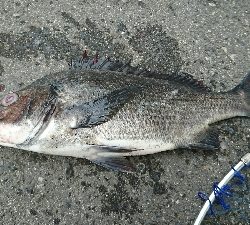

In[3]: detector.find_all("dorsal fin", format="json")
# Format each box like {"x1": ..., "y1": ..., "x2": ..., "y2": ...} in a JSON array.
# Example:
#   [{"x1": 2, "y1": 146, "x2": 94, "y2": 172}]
[
  {"x1": 164, "y1": 71, "x2": 211, "y2": 92},
  {"x1": 69, "y1": 51, "x2": 211, "y2": 92}
]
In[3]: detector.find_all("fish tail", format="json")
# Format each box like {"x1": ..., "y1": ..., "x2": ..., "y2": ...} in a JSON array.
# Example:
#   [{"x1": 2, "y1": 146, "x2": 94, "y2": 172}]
[{"x1": 232, "y1": 71, "x2": 250, "y2": 115}]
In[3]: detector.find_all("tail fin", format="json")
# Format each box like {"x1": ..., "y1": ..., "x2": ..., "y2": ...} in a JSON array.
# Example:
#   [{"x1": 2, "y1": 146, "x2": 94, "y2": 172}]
[{"x1": 232, "y1": 71, "x2": 250, "y2": 107}]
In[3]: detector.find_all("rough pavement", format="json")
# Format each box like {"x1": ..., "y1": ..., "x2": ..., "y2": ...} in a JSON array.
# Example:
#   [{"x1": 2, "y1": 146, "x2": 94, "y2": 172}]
[{"x1": 0, "y1": 0, "x2": 250, "y2": 224}]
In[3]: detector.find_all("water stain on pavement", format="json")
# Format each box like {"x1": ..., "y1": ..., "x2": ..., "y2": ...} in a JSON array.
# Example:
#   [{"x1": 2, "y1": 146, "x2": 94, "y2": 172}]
[
  {"x1": 0, "y1": 17, "x2": 183, "y2": 76},
  {"x1": 100, "y1": 174, "x2": 141, "y2": 222}
]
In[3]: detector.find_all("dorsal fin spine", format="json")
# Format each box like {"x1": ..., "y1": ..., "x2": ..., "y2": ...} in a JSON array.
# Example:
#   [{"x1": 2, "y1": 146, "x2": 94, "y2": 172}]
[{"x1": 69, "y1": 53, "x2": 211, "y2": 92}]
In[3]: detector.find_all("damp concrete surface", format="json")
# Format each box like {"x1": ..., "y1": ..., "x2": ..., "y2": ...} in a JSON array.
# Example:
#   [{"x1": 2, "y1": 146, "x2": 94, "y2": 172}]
[{"x1": 0, "y1": 0, "x2": 250, "y2": 225}]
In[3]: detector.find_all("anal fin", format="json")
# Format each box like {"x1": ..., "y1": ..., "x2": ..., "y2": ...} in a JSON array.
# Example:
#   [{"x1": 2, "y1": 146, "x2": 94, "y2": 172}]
[{"x1": 190, "y1": 127, "x2": 220, "y2": 151}]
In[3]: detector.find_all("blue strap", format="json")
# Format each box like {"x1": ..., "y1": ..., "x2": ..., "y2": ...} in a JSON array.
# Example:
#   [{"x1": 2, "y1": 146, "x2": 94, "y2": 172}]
[
  {"x1": 232, "y1": 167, "x2": 245, "y2": 184},
  {"x1": 197, "y1": 163, "x2": 249, "y2": 217},
  {"x1": 213, "y1": 182, "x2": 232, "y2": 210},
  {"x1": 197, "y1": 192, "x2": 215, "y2": 216}
]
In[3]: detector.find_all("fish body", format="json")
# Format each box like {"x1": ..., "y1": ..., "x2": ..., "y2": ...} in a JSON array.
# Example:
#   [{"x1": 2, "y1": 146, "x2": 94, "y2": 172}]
[{"x1": 0, "y1": 57, "x2": 249, "y2": 172}]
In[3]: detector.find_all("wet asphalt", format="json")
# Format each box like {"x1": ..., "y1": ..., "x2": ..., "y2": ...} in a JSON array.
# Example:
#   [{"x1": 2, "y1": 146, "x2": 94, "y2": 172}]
[{"x1": 0, "y1": 0, "x2": 250, "y2": 225}]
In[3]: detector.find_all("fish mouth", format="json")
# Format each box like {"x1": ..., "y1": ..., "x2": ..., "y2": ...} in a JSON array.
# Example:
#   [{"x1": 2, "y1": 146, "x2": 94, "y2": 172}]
[{"x1": 18, "y1": 90, "x2": 58, "y2": 147}]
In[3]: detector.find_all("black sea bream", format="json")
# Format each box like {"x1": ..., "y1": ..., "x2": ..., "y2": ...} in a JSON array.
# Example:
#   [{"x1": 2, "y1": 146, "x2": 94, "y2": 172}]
[{"x1": 0, "y1": 56, "x2": 249, "y2": 172}]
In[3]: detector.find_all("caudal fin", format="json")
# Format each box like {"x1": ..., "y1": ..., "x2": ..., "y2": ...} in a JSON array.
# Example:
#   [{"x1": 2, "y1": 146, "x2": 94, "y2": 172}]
[{"x1": 232, "y1": 71, "x2": 250, "y2": 113}]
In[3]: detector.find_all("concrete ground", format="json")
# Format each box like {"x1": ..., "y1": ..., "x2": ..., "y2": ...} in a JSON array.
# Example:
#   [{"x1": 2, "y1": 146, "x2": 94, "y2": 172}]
[{"x1": 0, "y1": 0, "x2": 250, "y2": 224}]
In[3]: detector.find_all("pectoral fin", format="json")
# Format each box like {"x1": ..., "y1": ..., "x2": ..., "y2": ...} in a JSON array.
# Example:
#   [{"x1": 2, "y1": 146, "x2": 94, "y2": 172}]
[{"x1": 65, "y1": 87, "x2": 138, "y2": 128}]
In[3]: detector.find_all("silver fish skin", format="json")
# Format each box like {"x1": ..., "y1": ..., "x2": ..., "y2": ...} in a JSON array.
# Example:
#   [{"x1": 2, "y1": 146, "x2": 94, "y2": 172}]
[{"x1": 0, "y1": 62, "x2": 249, "y2": 172}]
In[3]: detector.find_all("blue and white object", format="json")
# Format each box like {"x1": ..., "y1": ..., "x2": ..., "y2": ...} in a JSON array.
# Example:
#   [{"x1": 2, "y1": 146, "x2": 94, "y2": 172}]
[{"x1": 194, "y1": 153, "x2": 250, "y2": 225}]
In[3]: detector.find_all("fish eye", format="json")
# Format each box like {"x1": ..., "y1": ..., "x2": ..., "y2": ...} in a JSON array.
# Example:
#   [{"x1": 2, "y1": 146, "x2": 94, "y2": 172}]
[{"x1": 1, "y1": 93, "x2": 18, "y2": 107}]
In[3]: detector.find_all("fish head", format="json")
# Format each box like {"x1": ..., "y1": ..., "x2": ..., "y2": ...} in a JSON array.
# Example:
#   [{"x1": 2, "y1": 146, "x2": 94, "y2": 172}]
[{"x1": 0, "y1": 86, "x2": 57, "y2": 147}]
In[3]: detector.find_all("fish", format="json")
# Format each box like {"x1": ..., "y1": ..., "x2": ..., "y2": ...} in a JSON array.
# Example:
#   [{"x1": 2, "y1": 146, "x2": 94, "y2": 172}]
[{"x1": 0, "y1": 54, "x2": 249, "y2": 172}]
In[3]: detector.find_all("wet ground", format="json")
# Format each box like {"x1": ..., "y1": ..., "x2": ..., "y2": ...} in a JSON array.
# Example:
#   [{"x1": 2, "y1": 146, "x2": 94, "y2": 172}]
[{"x1": 0, "y1": 0, "x2": 250, "y2": 224}]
